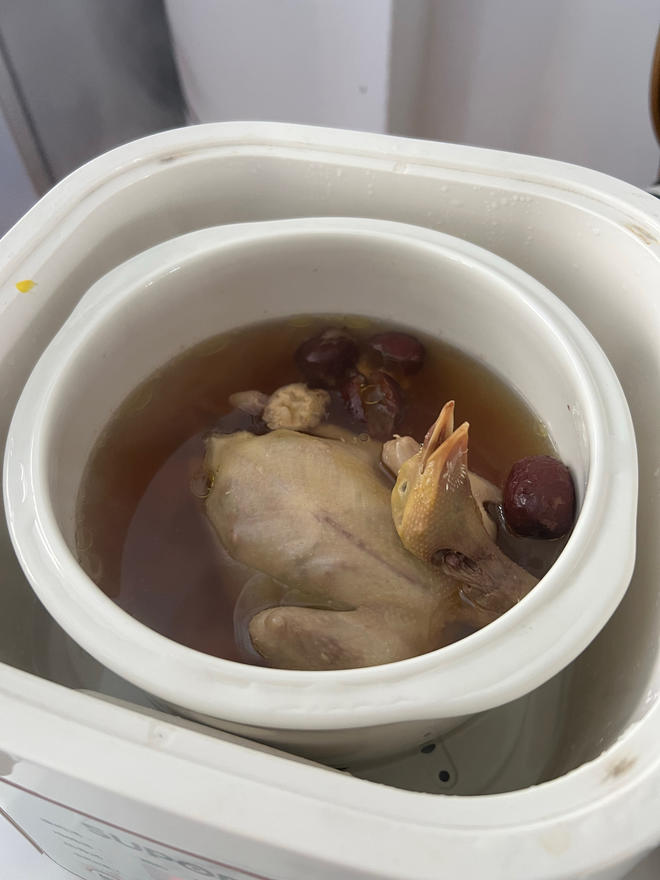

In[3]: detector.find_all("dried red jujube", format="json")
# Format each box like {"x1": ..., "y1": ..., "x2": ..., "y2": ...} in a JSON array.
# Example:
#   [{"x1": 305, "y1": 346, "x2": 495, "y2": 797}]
[
  {"x1": 503, "y1": 455, "x2": 575, "y2": 539},
  {"x1": 367, "y1": 332, "x2": 425, "y2": 376},
  {"x1": 362, "y1": 371, "x2": 404, "y2": 441},
  {"x1": 294, "y1": 328, "x2": 359, "y2": 389},
  {"x1": 340, "y1": 372, "x2": 368, "y2": 422}
]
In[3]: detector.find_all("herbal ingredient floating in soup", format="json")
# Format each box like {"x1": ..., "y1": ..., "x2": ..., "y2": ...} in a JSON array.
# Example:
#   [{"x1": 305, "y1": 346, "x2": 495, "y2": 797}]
[{"x1": 76, "y1": 316, "x2": 575, "y2": 669}]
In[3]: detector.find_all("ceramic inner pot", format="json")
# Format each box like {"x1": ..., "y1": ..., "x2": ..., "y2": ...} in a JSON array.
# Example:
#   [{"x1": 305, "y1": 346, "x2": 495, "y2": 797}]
[{"x1": 3, "y1": 217, "x2": 637, "y2": 766}]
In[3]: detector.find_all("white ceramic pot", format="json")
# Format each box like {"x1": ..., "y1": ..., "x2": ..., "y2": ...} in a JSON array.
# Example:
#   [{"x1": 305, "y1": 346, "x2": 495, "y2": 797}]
[{"x1": 3, "y1": 217, "x2": 637, "y2": 766}]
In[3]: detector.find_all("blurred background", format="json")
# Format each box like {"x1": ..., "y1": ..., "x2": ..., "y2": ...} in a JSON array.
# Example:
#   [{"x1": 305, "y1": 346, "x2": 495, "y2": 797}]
[{"x1": 1, "y1": 0, "x2": 659, "y2": 236}]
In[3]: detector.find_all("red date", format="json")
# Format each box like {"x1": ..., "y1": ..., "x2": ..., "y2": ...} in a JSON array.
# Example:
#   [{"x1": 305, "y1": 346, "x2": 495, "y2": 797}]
[
  {"x1": 340, "y1": 372, "x2": 367, "y2": 422},
  {"x1": 367, "y1": 332, "x2": 425, "y2": 376},
  {"x1": 295, "y1": 328, "x2": 358, "y2": 388},
  {"x1": 339, "y1": 370, "x2": 405, "y2": 439},
  {"x1": 363, "y1": 371, "x2": 404, "y2": 441},
  {"x1": 503, "y1": 455, "x2": 575, "y2": 539}
]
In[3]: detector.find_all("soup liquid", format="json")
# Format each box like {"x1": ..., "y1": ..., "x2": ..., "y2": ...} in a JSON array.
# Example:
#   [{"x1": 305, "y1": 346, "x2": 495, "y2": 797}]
[{"x1": 76, "y1": 316, "x2": 554, "y2": 663}]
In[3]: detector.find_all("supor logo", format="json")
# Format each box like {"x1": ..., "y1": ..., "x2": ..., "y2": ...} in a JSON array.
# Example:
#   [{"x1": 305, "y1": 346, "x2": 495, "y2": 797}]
[
  {"x1": 81, "y1": 822, "x2": 250, "y2": 880},
  {"x1": 3, "y1": 777, "x2": 274, "y2": 880}
]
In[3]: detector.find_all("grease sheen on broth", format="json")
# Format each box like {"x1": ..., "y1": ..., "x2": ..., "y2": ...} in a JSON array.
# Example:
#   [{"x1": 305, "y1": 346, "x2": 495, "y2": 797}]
[{"x1": 75, "y1": 315, "x2": 555, "y2": 663}]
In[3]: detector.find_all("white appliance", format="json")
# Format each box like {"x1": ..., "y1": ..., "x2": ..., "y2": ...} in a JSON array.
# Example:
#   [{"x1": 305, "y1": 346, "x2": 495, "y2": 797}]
[{"x1": 1, "y1": 122, "x2": 660, "y2": 880}]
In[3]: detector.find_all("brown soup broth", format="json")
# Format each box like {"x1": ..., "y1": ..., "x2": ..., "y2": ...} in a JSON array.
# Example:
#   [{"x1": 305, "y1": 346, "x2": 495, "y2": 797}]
[{"x1": 76, "y1": 315, "x2": 554, "y2": 663}]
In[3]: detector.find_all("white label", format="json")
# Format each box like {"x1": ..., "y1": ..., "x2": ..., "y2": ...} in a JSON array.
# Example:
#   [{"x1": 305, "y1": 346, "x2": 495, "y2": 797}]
[{"x1": 2, "y1": 782, "x2": 272, "y2": 880}]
